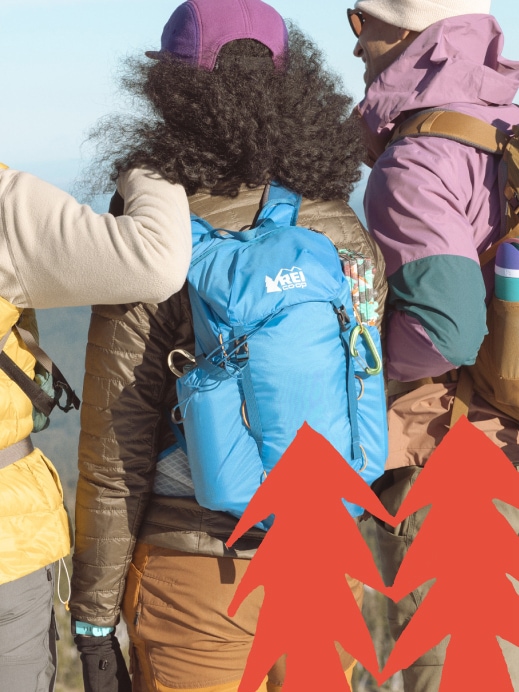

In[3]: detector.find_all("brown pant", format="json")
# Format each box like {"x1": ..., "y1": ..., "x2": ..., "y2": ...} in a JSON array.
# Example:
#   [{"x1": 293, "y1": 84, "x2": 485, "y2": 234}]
[
  {"x1": 386, "y1": 382, "x2": 519, "y2": 470},
  {"x1": 378, "y1": 383, "x2": 519, "y2": 691},
  {"x1": 122, "y1": 543, "x2": 360, "y2": 691}
]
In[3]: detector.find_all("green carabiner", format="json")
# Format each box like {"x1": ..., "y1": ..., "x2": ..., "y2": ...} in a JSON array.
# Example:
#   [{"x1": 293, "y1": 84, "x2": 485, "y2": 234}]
[{"x1": 350, "y1": 325, "x2": 382, "y2": 376}]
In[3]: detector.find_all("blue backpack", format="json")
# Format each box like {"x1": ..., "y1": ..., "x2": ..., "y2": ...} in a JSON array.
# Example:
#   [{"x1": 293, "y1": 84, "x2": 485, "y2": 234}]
[{"x1": 169, "y1": 182, "x2": 387, "y2": 530}]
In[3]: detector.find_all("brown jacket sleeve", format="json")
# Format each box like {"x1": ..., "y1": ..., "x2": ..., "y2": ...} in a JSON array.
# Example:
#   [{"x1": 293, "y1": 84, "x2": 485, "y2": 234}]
[{"x1": 70, "y1": 292, "x2": 192, "y2": 626}]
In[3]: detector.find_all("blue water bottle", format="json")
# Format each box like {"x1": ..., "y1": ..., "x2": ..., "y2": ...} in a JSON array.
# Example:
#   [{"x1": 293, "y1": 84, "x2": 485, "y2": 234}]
[{"x1": 495, "y1": 240, "x2": 519, "y2": 301}]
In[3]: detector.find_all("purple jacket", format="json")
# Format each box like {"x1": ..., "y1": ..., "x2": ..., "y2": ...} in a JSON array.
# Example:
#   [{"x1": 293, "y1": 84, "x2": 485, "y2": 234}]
[{"x1": 358, "y1": 14, "x2": 519, "y2": 381}]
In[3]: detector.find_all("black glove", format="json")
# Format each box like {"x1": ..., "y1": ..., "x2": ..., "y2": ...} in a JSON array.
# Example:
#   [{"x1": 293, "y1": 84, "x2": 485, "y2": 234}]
[{"x1": 74, "y1": 632, "x2": 132, "y2": 692}]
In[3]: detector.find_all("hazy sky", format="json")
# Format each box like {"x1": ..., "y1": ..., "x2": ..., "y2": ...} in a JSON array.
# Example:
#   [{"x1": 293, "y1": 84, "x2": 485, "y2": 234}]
[{"x1": 1, "y1": 0, "x2": 518, "y2": 193}]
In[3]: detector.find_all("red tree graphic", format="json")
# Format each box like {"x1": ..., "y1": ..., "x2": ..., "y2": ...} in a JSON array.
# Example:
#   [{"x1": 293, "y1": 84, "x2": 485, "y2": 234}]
[
  {"x1": 379, "y1": 417, "x2": 519, "y2": 690},
  {"x1": 226, "y1": 423, "x2": 394, "y2": 691}
]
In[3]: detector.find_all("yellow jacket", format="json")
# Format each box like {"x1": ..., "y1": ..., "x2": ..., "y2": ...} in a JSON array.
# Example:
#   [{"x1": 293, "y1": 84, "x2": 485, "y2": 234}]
[{"x1": 0, "y1": 296, "x2": 70, "y2": 585}]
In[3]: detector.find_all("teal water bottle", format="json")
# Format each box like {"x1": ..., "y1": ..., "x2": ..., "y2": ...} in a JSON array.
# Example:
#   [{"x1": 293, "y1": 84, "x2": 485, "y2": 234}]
[{"x1": 495, "y1": 240, "x2": 519, "y2": 301}]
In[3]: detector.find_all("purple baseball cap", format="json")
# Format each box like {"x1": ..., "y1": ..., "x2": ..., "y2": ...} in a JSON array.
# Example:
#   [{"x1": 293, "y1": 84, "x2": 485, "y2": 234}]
[{"x1": 145, "y1": 0, "x2": 288, "y2": 70}]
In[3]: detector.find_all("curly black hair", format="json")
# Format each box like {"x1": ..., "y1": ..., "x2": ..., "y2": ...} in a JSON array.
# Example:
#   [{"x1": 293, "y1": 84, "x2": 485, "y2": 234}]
[{"x1": 88, "y1": 25, "x2": 363, "y2": 200}]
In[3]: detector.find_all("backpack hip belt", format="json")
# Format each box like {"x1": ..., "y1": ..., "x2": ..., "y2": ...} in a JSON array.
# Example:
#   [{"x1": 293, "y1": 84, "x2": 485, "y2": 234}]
[{"x1": 0, "y1": 436, "x2": 34, "y2": 470}]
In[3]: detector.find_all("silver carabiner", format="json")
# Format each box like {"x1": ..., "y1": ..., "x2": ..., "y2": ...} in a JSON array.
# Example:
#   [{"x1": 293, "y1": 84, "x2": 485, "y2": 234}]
[{"x1": 167, "y1": 349, "x2": 196, "y2": 378}]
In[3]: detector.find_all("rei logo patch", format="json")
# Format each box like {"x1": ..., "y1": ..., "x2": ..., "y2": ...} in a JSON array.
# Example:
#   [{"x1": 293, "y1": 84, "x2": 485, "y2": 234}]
[{"x1": 265, "y1": 267, "x2": 307, "y2": 293}]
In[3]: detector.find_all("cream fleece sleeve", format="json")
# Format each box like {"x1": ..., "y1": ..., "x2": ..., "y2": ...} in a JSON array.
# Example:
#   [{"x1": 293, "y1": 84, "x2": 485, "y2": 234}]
[{"x1": 0, "y1": 167, "x2": 191, "y2": 308}]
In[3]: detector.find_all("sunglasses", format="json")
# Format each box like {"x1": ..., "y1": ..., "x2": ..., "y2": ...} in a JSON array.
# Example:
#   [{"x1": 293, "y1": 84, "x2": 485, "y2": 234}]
[{"x1": 347, "y1": 9, "x2": 365, "y2": 38}]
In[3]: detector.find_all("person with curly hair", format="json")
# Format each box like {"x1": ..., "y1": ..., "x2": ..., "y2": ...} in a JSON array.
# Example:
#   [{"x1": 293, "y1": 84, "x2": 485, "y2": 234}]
[{"x1": 69, "y1": 2, "x2": 387, "y2": 691}]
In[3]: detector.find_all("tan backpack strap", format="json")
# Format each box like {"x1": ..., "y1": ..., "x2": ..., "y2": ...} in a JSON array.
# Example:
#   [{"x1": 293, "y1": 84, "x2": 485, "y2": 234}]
[
  {"x1": 390, "y1": 110, "x2": 514, "y2": 425},
  {"x1": 389, "y1": 110, "x2": 509, "y2": 155},
  {"x1": 450, "y1": 367, "x2": 474, "y2": 428},
  {"x1": 390, "y1": 110, "x2": 514, "y2": 263},
  {"x1": 0, "y1": 330, "x2": 10, "y2": 354}
]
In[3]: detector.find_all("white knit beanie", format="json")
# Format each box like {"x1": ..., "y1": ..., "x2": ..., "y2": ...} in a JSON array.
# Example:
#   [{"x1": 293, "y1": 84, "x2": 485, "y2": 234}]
[{"x1": 353, "y1": 0, "x2": 492, "y2": 32}]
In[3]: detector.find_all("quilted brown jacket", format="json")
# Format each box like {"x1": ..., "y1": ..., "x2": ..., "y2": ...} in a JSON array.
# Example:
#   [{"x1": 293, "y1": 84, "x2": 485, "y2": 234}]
[{"x1": 70, "y1": 186, "x2": 387, "y2": 627}]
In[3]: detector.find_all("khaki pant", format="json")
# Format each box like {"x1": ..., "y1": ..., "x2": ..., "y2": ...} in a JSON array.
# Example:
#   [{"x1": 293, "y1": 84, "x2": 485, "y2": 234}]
[
  {"x1": 386, "y1": 382, "x2": 519, "y2": 470},
  {"x1": 122, "y1": 543, "x2": 360, "y2": 691},
  {"x1": 0, "y1": 565, "x2": 57, "y2": 692},
  {"x1": 377, "y1": 382, "x2": 519, "y2": 691},
  {"x1": 374, "y1": 466, "x2": 519, "y2": 692}
]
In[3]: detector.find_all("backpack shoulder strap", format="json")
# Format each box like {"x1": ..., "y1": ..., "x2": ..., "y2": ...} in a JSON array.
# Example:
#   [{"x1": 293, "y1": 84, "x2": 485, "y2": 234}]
[
  {"x1": 389, "y1": 109, "x2": 510, "y2": 154},
  {"x1": 15, "y1": 325, "x2": 79, "y2": 410},
  {"x1": 255, "y1": 181, "x2": 302, "y2": 227},
  {"x1": 390, "y1": 109, "x2": 519, "y2": 265},
  {"x1": 0, "y1": 325, "x2": 80, "y2": 415},
  {"x1": 393, "y1": 111, "x2": 519, "y2": 428},
  {"x1": 0, "y1": 350, "x2": 56, "y2": 416},
  {"x1": 0, "y1": 327, "x2": 56, "y2": 416}
]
